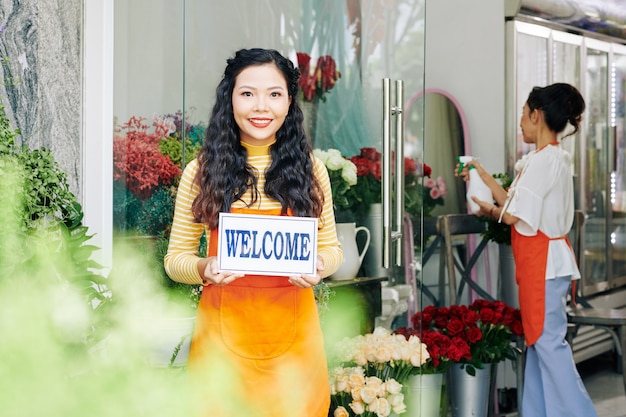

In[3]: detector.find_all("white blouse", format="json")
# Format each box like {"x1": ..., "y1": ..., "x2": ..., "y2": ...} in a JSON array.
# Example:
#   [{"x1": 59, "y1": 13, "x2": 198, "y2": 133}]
[{"x1": 503, "y1": 145, "x2": 581, "y2": 280}]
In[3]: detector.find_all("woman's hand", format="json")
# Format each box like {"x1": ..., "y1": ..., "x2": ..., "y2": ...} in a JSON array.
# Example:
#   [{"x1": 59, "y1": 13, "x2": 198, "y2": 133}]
[
  {"x1": 454, "y1": 159, "x2": 491, "y2": 181},
  {"x1": 288, "y1": 256, "x2": 324, "y2": 288},
  {"x1": 200, "y1": 256, "x2": 244, "y2": 286},
  {"x1": 471, "y1": 196, "x2": 495, "y2": 218}
]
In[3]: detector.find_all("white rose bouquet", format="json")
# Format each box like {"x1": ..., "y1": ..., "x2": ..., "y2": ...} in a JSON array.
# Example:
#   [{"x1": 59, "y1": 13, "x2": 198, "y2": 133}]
[
  {"x1": 328, "y1": 327, "x2": 431, "y2": 416},
  {"x1": 313, "y1": 148, "x2": 358, "y2": 222},
  {"x1": 330, "y1": 367, "x2": 405, "y2": 417}
]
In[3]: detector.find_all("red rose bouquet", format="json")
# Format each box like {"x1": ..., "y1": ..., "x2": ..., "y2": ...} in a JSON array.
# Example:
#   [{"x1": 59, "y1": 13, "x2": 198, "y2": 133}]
[
  {"x1": 396, "y1": 299, "x2": 523, "y2": 376},
  {"x1": 296, "y1": 52, "x2": 341, "y2": 102}
]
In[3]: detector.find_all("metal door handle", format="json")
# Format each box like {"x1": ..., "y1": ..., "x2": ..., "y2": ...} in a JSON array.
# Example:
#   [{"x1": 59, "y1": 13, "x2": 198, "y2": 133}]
[{"x1": 382, "y1": 78, "x2": 405, "y2": 268}]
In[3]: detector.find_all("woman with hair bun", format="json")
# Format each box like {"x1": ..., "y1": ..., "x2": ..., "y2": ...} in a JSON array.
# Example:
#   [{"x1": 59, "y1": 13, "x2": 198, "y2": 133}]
[
  {"x1": 456, "y1": 83, "x2": 597, "y2": 417},
  {"x1": 165, "y1": 48, "x2": 342, "y2": 417}
]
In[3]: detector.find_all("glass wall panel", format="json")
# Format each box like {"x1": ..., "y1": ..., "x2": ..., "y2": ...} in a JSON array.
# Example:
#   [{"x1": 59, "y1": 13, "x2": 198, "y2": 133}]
[
  {"x1": 610, "y1": 48, "x2": 626, "y2": 284},
  {"x1": 508, "y1": 21, "x2": 626, "y2": 296},
  {"x1": 112, "y1": 0, "x2": 427, "y2": 324},
  {"x1": 514, "y1": 31, "x2": 549, "y2": 160},
  {"x1": 583, "y1": 45, "x2": 610, "y2": 290}
]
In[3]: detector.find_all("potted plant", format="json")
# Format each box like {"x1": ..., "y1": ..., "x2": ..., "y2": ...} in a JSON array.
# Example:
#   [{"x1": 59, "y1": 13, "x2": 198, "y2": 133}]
[{"x1": 0, "y1": 99, "x2": 110, "y2": 346}]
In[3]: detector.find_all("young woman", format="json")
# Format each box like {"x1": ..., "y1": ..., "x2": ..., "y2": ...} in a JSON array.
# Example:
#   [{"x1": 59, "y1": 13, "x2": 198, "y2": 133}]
[
  {"x1": 457, "y1": 83, "x2": 597, "y2": 417},
  {"x1": 164, "y1": 48, "x2": 342, "y2": 417}
]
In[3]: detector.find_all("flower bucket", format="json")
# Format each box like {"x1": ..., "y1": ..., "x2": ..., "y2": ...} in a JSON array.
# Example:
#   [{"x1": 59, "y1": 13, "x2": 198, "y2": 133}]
[
  {"x1": 448, "y1": 362, "x2": 492, "y2": 417},
  {"x1": 406, "y1": 372, "x2": 444, "y2": 417}
]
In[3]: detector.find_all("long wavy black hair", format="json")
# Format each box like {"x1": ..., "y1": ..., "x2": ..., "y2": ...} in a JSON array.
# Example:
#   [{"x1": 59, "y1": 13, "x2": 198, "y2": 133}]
[{"x1": 191, "y1": 48, "x2": 323, "y2": 229}]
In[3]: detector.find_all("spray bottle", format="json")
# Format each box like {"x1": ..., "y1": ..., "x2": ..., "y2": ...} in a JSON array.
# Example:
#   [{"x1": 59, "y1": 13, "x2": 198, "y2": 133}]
[{"x1": 457, "y1": 156, "x2": 493, "y2": 215}]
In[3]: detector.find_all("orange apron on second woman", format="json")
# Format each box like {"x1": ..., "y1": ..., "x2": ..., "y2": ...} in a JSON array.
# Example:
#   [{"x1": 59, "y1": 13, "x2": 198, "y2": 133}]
[
  {"x1": 511, "y1": 227, "x2": 570, "y2": 346},
  {"x1": 187, "y1": 207, "x2": 330, "y2": 417}
]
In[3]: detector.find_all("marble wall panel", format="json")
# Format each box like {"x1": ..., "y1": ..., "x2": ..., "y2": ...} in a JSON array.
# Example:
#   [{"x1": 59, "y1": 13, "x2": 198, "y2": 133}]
[{"x1": 0, "y1": 0, "x2": 83, "y2": 198}]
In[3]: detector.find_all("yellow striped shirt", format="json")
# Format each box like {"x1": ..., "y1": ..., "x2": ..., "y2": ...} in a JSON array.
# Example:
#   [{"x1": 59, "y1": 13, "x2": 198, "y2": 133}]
[{"x1": 164, "y1": 141, "x2": 342, "y2": 284}]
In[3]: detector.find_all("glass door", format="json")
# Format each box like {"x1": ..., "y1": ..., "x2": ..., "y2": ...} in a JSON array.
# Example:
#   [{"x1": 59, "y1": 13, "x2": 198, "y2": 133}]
[
  {"x1": 505, "y1": 21, "x2": 550, "y2": 170},
  {"x1": 113, "y1": 0, "x2": 427, "y2": 320},
  {"x1": 608, "y1": 44, "x2": 626, "y2": 288},
  {"x1": 552, "y1": 31, "x2": 582, "y2": 167},
  {"x1": 581, "y1": 39, "x2": 610, "y2": 294},
  {"x1": 112, "y1": 1, "x2": 426, "y2": 239}
]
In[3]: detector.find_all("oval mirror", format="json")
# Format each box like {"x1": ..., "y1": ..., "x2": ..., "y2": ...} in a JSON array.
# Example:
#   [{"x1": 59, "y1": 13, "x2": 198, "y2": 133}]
[{"x1": 405, "y1": 89, "x2": 469, "y2": 216}]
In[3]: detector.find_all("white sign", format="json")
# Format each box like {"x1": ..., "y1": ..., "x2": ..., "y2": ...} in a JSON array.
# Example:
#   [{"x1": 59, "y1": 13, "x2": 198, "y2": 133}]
[{"x1": 217, "y1": 213, "x2": 318, "y2": 276}]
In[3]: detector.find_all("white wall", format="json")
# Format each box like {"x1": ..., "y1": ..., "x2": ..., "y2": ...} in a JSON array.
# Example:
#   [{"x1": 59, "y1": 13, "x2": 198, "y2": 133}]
[
  {"x1": 83, "y1": 0, "x2": 114, "y2": 270},
  {"x1": 425, "y1": 0, "x2": 507, "y2": 175}
]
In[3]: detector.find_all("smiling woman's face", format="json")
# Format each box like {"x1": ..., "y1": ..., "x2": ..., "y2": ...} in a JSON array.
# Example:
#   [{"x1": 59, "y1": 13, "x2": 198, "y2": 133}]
[{"x1": 231, "y1": 63, "x2": 291, "y2": 146}]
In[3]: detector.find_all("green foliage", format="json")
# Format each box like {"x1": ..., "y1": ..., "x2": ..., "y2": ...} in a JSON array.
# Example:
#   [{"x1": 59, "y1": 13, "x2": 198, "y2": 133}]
[
  {"x1": 0, "y1": 101, "x2": 81, "y2": 232},
  {"x1": 478, "y1": 172, "x2": 513, "y2": 245},
  {"x1": 114, "y1": 112, "x2": 205, "y2": 309},
  {"x1": 0, "y1": 99, "x2": 109, "y2": 348},
  {"x1": 159, "y1": 133, "x2": 202, "y2": 167},
  {"x1": 112, "y1": 181, "x2": 176, "y2": 236}
]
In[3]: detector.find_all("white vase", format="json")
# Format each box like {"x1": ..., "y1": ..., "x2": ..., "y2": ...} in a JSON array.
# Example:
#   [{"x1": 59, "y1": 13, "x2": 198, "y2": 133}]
[
  {"x1": 406, "y1": 373, "x2": 444, "y2": 417},
  {"x1": 331, "y1": 222, "x2": 371, "y2": 280}
]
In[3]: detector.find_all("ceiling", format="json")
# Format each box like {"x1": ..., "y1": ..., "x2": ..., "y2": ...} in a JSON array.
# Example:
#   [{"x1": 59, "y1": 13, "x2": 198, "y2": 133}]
[{"x1": 519, "y1": 0, "x2": 626, "y2": 41}]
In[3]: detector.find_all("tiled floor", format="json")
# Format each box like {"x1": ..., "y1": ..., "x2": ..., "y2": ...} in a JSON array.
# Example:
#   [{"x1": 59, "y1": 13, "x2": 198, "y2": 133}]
[
  {"x1": 492, "y1": 353, "x2": 625, "y2": 417},
  {"x1": 578, "y1": 353, "x2": 626, "y2": 417}
]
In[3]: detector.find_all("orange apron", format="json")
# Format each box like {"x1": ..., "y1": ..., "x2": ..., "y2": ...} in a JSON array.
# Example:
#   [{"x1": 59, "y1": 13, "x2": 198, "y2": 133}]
[
  {"x1": 188, "y1": 207, "x2": 330, "y2": 417},
  {"x1": 511, "y1": 227, "x2": 570, "y2": 346}
]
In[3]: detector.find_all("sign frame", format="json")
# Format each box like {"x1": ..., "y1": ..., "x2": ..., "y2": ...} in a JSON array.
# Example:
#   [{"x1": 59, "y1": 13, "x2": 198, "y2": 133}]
[{"x1": 217, "y1": 213, "x2": 318, "y2": 276}]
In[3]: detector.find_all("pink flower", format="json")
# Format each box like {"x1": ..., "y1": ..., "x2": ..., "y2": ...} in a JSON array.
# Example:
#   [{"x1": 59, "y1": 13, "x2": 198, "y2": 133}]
[{"x1": 430, "y1": 187, "x2": 441, "y2": 200}]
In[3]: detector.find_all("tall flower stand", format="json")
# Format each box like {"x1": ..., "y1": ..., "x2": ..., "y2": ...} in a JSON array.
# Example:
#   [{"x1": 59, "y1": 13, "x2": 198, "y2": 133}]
[
  {"x1": 448, "y1": 363, "x2": 493, "y2": 417},
  {"x1": 405, "y1": 372, "x2": 444, "y2": 417}
]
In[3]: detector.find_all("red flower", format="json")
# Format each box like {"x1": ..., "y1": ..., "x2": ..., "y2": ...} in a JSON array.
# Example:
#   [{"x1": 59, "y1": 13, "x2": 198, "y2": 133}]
[
  {"x1": 296, "y1": 52, "x2": 340, "y2": 102},
  {"x1": 360, "y1": 147, "x2": 381, "y2": 161},
  {"x1": 405, "y1": 157, "x2": 417, "y2": 175},
  {"x1": 113, "y1": 116, "x2": 181, "y2": 200},
  {"x1": 296, "y1": 52, "x2": 311, "y2": 74},
  {"x1": 466, "y1": 327, "x2": 483, "y2": 344},
  {"x1": 397, "y1": 299, "x2": 523, "y2": 376},
  {"x1": 370, "y1": 160, "x2": 382, "y2": 180},
  {"x1": 350, "y1": 156, "x2": 372, "y2": 177},
  {"x1": 446, "y1": 318, "x2": 465, "y2": 336},
  {"x1": 317, "y1": 55, "x2": 338, "y2": 91},
  {"x1": 423, "y1": 163, "x2": 432, "y2": 177}
]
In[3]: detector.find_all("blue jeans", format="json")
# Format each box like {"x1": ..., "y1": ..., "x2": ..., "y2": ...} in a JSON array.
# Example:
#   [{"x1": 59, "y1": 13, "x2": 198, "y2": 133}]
[{"x1": 522, "y1": 276, "x2": 598, "y2": 417}]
